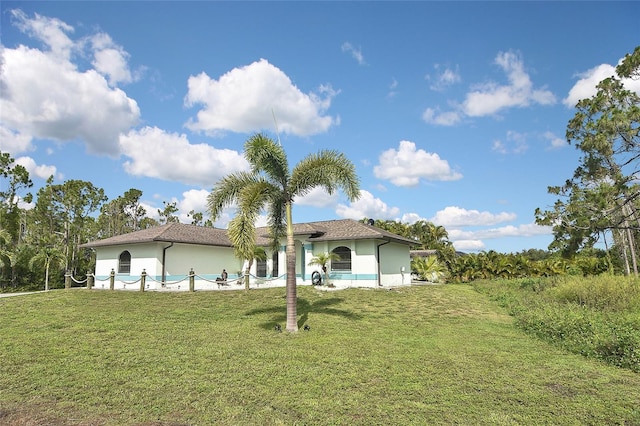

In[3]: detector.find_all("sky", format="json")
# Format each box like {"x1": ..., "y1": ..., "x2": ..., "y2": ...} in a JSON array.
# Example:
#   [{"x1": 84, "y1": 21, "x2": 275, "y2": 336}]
[{"x1": 1, "y1": 2, "x2": 639, "y2": 253}]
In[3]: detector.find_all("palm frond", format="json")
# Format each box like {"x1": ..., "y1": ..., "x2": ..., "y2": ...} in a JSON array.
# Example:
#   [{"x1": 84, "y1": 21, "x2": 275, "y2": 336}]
[
  {"x1": 290, "y1": 150, "x2": 360, "y2": 201},
  {"x1": 208, "y1": 171, "x2": 259, "y2": 220},
  {"x1": 244, "y1": 134, "x2": 290, "y2": 188}
]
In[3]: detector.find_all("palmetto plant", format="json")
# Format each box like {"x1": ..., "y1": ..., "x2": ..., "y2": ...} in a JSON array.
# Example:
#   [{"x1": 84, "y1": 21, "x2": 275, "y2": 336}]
[
  {"x1": 208, "y1": 133, "x2": 360, "y2": 331},
  {"x1": 411, "y1": 256, "x2": 446, "y2": 283},
  {"x1": 309, "y1": 252, "x2": 340, "y2": 286}
]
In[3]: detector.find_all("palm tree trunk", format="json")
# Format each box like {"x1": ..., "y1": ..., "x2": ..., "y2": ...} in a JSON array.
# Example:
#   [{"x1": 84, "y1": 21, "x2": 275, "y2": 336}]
[
  {"x1": 285, "y1": 202, "x2": 298, "y2": 332},
  {"x1": 44, "y1": 260, "x2": 50, "y2": 291}
]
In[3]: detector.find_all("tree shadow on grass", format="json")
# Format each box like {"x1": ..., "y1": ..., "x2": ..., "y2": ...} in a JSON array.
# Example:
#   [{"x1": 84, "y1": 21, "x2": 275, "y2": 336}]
[{"x1": 245, "y1": 297, "x2": 362, "y2": 330}]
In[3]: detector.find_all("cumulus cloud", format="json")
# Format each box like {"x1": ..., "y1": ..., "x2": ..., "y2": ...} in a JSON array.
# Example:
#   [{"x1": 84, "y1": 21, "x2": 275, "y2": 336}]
[
  {"x1": 184, "y1": 59, "x2": 338, "y2": 137},
  {"x1": 336, "y1": 190, "x2": 399, "y2": 220},
  {"x1": 0, "y1": 125, "x2": 33, "y2": 153},
  {"x1": 463, "y1": 51, "x2": 556, "y2": 116},
  {"x1": 15, "y1": 156, "x2": 61, "y2": 180},
  {"x1": 1, "y1": 10, "x2": 140, "y2": 156},
  {"x1": 430, "y1": 206, "x2": 516, "y2": 228},
  {"x1": 423, "y1": 51, "x2": 556, "y2": 126},
  {"x1": 341, "y1": 42, "x2": 366, "y2": 65},
  {"x1": 373, "y1": 140, "x2": 462, "y2": 187},
  {"x1": 452, "y1": 239, "x2": 486, "y2": 252},
  {"x1": 119, "y1": 126, "x2": 249, "y2": 186},
  {"x1": 295, "y1": 186, "x2": 339, "y2": 208},
  {"x1": 90, "y1": 32, "x2": 137, "y2": 86},
  {"x1": 175, "y1": 188, "x2": 210, "y2": 223},
  {"x1": 563, "y1": 60, "x2": 640, "y2": 108}
]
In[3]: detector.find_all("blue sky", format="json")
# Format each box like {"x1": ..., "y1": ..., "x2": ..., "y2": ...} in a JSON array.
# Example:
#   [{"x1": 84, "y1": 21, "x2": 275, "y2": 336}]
[{"x1": 1, "y1": 2, "x2": 639, "y2": 253}]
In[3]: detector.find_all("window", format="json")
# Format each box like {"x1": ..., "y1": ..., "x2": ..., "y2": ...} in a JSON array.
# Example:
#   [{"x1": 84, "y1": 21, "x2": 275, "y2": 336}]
[
  {"x1": 331, "y1": 246, "x2": 351, "y2": 271},
  {"x1": 118, "y1": 251, "x2": 131, "y2": 274},
  {"x1": 256, "y1": 259, "x2": 267, "y2": 278}
]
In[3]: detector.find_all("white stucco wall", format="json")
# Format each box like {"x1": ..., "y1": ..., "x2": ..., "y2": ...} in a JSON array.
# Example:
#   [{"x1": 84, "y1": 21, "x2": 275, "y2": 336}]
[{"x1": 90, "y1": 237, "x2": 411, "y2": 291}]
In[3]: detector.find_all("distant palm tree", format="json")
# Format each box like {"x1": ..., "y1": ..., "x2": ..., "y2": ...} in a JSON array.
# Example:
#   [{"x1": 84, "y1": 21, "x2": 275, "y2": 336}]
[
  {"x1": 208, "y1": 133, "x2": 360, "y2": 331},
  {"x1": 29, "y1": 246, "x2": 66, "y2": 291},
  {"x1": 243, "y1": 246, "x2": 267, "y2": 290},
  {"x1": 309, "y1": 252, "x2": 340, "y2": 286}
]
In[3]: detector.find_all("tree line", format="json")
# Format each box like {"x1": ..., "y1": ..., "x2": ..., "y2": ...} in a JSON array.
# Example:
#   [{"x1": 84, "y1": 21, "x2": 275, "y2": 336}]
[{"x1": 0, "y1": 158, "x2": 211, "y2": 290}]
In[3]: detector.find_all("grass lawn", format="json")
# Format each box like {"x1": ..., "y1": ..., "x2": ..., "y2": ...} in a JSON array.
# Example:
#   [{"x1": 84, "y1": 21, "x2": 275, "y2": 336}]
[{"x1": 1, "y1": 284, "x2": 639, "y2": 425}]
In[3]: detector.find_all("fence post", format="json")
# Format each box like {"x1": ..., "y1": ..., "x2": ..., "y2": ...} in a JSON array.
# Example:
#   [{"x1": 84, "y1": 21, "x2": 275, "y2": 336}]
[
  {"x1": 87, "y1": 273, "x2": 94, "y2": 290},
  {"x1": 189, "y1": 268, "x2": 195, "y2": 292},
  {"x1": 140, "y1": 269, "x2": 146, "y2": 292},
  {"x1": 110, "y1": 269, "x2": 115, "y2": 290},
  {"x1": 64, "y1": 271, "x2": 71, "y2": 289}
]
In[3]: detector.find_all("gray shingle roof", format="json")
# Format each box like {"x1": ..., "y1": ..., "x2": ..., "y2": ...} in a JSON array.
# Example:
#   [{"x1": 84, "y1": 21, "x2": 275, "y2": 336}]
[
  {"x1": 80, "y1": 223, "x2": 234, "y2": 248},
  {"x1": 259, "y1": 219, "x2": 416, "y2": 245},
  {"x1": 81, "y1": 219, "x2": 416, "y2": 249}
]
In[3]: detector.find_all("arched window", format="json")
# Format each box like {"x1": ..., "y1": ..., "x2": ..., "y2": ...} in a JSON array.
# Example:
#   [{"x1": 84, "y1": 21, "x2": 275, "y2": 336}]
[
  {"x1": 118, "y1": 251, "x2": 131, "y2": 274},
  {"x1": 331, "y1": 246, "x2": 351, "y2": 271}
]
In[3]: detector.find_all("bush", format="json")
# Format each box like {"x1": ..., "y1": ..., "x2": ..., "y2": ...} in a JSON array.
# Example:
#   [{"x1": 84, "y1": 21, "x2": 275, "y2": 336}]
[{"x1": 473, "y1": 277, "x2": 640, "y2": 372}]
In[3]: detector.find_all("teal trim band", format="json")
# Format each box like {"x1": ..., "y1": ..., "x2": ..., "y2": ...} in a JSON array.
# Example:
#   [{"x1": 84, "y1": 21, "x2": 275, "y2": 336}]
[{"x1": 304, "y1": 272, "x2": 377, "y2": 280}]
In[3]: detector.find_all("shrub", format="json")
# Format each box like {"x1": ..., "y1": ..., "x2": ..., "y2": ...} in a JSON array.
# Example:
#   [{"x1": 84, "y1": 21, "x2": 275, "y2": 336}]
[{"x1": 473, "y1": 277, "x2": 640, "y2": 372}]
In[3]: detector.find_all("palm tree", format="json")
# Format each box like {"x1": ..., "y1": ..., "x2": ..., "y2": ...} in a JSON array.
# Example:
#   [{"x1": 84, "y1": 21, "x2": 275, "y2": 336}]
[
  {"x1": 29, "y1": 246, "x2": 66, "y2": 291},
  {"x1": 309, "y1": 252, "x2": 340, "y2": 286},
  {"x1": 208, "y1": 133, "x2": 360, "y2": 332}
]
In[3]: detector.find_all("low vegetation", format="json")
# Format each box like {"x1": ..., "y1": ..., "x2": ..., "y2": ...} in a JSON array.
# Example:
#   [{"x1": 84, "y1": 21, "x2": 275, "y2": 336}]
[
  {"x1": 2, "y1": 284, "x2": 639, "y2": 425},
  {"x1": 474, "y1": 275, "x2": 640, "y2": 372}
]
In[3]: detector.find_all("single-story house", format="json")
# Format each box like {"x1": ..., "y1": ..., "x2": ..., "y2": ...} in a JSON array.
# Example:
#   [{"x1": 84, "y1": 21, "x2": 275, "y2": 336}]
[{"x1": 80, "y1": 219, "x2": 415, "y2": 291}]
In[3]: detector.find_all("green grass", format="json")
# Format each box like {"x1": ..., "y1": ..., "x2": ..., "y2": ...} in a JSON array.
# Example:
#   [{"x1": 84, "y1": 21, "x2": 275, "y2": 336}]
[{"x1": 1, "y1": 285, "x2": 639, "y2": 425}]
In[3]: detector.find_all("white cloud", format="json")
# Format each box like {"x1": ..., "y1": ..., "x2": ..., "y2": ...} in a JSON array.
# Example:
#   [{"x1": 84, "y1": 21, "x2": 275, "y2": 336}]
[
  {"x1": 10, "y1": 9, "x2": 75, "y2": 59},
  {"x1": 463, "y1": 51, "x2": 556, "y2": 117},
  {"x1": 492, "y1": 130, "x2": 528, "y2": 154},
  {"x1": 184, "y1": 59, "x2": 338, "y2": 137},
  {"x1": 452, "y1": 239, "x2": 485, "y2": 252},
  {"x1": 422, "y1": 108, "x2": 462, "y2": 126},
  {"x1": 295, "y1": 186, "x2": 339, "y2": 208},
  {"x1": 399, "y1": 212, "x2": 427, "y2": 224},
  {"x1": 444, "y1": 220, "x2": 551, "y2": 252},
  {"x1": 563, "y1": 64, "x2": 616, "y2": 108},
  {"x1": 388, "y1": 78, "x2": 398, "y2": 98},
  {"x1": 90, "y1": 32, "x2": 136, "y2": 86},
  {"x1": 119, "y1": 126, "x2": 249, "y2": 186},
  {"x1": 543, "y1": 131, "x2": 566, "y2": 149},
  {"x1": 14, "y1": 156, "x2": 61, "y2": 180},
  {"x1": 1, "y1": 11, "x2": 140, "y2": 156},
  {"x1": 0, "y1": 125, "x2": 33, "y2": 154},
  {"x1": 563, "y1": 60, "x2": 640, "y2": 107},
  {"x1": 336, "y1": 189, "x2": 399, "y2": 220},
  {"x1": 341, "y1": 42, "x2": 366, "y2": 65},
  {"x1": 472, "y1": 222, "x2": 552, "y2": 239},
  {"x1": 428, "y1": 65, "x2": 461, "y2": 91},
  {"x1": 177, "y1": 189, "x2": 210, "y2": 219},
  {"x1": 424, "y1": 51, "x2": 556, "y2": 126},
  {"x1": 430, "y1": 206, "x2": 516, "y2": 228},
  {"x1": 374, "y1": 140, "x2": 462, "y2": 187}
]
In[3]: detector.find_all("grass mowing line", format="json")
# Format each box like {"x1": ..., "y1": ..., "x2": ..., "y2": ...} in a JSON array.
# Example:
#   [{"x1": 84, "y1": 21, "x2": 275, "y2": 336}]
[{"x1": 1, "y1": 284, "x2": 639, "y2": 425}]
